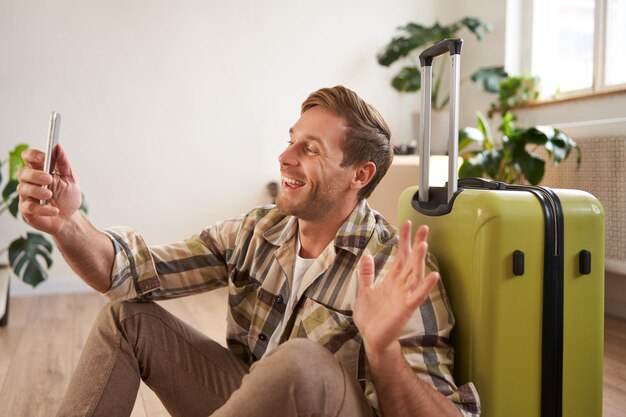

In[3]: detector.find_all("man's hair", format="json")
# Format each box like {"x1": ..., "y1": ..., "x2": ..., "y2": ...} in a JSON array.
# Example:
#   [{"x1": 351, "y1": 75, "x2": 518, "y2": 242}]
[{"x1": 301, "y1": 86, "x2": 393, "y2": 200}]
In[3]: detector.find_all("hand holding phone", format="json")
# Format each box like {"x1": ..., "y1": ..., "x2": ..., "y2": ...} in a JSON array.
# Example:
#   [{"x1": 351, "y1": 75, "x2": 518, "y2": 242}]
[{"x1": 40, "y1": 111, "x2": 61, "y2": 205}]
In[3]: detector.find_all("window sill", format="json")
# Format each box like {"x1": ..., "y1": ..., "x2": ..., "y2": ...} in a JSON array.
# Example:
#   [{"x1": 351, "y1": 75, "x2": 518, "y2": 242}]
[{"x1": 515, "y1": 87, "x2": 626, "y2": 110}]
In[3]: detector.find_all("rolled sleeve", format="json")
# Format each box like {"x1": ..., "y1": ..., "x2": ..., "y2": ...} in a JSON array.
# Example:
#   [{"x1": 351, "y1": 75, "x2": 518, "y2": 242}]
[
  {"x1": 102, "y1": 227, "x2": 162, "y2": 302},
  {"x1": 101, "y1": 215, "x2": 244, "y2": 302}
]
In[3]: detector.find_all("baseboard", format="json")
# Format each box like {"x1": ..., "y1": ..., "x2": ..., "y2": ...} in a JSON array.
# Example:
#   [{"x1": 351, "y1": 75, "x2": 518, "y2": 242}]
[
  {"x1": 605, "y1": 298, "x2": 626, "y2": 320},
  {"x1": 10, "y1": 276, "x2": 94, "y2": 297},
  {"x1": 605, "y1": 269, "x2": 626, "y2": 320},
  {"x1": 606, "y1": 260, "x2": 626, "y2": 275}
]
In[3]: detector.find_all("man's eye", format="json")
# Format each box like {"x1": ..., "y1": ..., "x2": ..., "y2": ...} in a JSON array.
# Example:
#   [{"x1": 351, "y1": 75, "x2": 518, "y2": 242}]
[{"x1": 304, "y1": 145, "x2": 317, "y2": 154}]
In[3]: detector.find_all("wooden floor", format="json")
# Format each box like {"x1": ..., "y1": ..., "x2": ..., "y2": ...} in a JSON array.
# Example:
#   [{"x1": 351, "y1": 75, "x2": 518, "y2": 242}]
[{"x1": 0, "y1": 289, "x2": 625, "y2": 416}]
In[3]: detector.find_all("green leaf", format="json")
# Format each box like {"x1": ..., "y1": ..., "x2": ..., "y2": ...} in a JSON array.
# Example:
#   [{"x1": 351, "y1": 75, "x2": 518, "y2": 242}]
[
  {"x1": 376, "y1": 23, "x2": 432, "y2": 66},
  {"x1": 23, "y1": 261, "x2": 46, "y2": 287},
  {"x1": 391, "y1": 66, "x2": 421, "y2": 92},
  {"x1": 2, "y1": 179, "x2": 17, "y2": 202},
  {"x1": 80, "y1": 192, "x2": 89, "y2": 215},
  {"x1": 35, "y1": 247, "x2": 53, "y2": 268},
  {"x1": 483, "y1": 149, "x2": 504, "y2": 180},
  {"x1": 517, "y1": 150, "x2": 545, "y2": 185},
  {"x1": 532, "y1": 125, "x2": 555, "y2": 140},
  {"x1": 9, "y1": 195, "x2": 19, "y2": 217},
  {"x1": 518, "y1": 126, "x2": 551, "y2": 145},
  {"x1": 492, "y1": 74, "x2": 540, "y2": 115},
  {"x1": 459, "y1": 155, "x2": 485, "y2": 178},
  {"x1": 2, "y1": 180, "x2": 19, "y2": 218},
  {"x1": 499, "y1": 112, "x2": 516, "y2": 137},
  {"x1": 458, "y1": 127, "x2": 484, "y2": 153},
  {"x1": 8, "y1": 232, "x2": 54, "y2": 287},
  {"x1": 471, "y1": 66, "x2": 508, "y2": 93},
  {"x1": 476, "y1": 111, "x2": 494, "y2": 148},
  {"x1": 545, "y1": 129, "x2": 575, "y2": 163},
  {"x1": 460, "y1": 17, "x2": 494, "y2": 40},
  {"x1": 9, "y1": 144, "x2": 28, "y2": 181},
  {"x1": 550, "y1": 130, "x2": 568, "y2": 148}
]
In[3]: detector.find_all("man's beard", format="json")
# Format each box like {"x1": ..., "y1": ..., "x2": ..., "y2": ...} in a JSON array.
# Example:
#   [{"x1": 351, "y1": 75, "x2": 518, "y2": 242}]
[{"x1": 276, "y1": 177, "x2": 346, "y2": 221}]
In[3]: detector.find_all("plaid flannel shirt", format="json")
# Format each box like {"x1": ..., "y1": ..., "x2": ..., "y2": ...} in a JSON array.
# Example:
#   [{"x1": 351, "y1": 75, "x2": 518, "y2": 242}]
[{"x1": 103, "y1": 200, "x2": 480, "y2": 416}]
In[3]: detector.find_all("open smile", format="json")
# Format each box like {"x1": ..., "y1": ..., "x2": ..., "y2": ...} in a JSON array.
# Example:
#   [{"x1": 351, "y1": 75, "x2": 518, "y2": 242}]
[{"x1": 281, "y1": 175, "x2": 306, "y2": 190}]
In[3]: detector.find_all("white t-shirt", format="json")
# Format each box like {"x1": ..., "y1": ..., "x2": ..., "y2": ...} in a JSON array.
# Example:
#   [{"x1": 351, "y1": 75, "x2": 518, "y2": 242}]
[{"x1": 265, "y1": 235, "x2": 315, "y2": 353}]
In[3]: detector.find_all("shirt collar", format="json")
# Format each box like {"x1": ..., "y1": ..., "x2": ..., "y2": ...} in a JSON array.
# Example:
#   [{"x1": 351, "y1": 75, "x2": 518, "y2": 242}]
[
  {"x1": 263, "y1": 214, "x2": 298, "y2": 247},
  {"x1": 263, "y1": 200, "x2": 377, "y2": 256},
  {"x1": 333, "y1": 199, "x2": 377, "y2": 255}
]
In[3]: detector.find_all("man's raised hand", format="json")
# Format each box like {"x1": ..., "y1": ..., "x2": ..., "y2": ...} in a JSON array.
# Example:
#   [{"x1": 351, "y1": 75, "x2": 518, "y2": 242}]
[
  {"x1": 354, "y1": 221, "x2": 439, "y2": 359},
  {"x1": 16, "y1": 144, "x2": 82, "y2": 236}
]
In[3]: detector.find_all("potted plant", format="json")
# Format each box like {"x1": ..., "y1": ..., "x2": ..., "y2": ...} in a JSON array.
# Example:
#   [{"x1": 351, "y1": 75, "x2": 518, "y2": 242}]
[
  {"x1": 0, "y1": 143, "x2": 87, "y2": 326},
  {"x1": 458, "y1": 106, "x2": 580, "y2": 185},
  {"x1": 485, "y1": 73, "x2": 540, "y2": 118},
  {"x1": 377, "y1": 17, "x2": 507, "y2": 153}
]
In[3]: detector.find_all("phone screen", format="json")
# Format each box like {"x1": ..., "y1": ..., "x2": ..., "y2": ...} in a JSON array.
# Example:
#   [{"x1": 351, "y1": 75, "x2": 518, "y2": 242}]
[{"x1": 40, "y1": 112, "x2": 61, "y2": 205}]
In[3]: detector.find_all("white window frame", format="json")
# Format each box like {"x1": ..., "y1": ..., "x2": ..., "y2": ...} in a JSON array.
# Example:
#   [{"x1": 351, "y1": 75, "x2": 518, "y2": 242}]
[{"x1": 507, "y1": 0, "x2": 626, "y2": 100}]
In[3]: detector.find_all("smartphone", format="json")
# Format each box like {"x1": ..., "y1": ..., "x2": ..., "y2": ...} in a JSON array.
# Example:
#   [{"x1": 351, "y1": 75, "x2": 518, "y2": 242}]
[{"x1": 40, "y1": 111, "x2": 61, "y2": 205}]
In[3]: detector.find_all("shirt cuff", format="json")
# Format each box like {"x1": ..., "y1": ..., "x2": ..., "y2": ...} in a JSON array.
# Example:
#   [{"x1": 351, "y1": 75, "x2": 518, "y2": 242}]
[
  {"x1": 101, "y1": 226, "x2": 162, "y2": 302},
  {"x1": 455, "y1": 382, "x2": 481, "y2": 416}
]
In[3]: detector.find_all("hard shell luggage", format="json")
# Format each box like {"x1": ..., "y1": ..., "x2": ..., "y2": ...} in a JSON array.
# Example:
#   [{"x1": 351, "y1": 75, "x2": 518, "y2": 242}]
[{"x1": 397, "y1": 39, "x2": 605, "y2": 417}]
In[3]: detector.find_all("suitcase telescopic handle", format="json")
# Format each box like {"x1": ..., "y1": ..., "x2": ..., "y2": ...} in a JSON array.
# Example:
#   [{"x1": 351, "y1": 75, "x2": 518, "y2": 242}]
[
  {"x1": 419, "y1": 39, "x2": 463, "y2": 66},
  {"x1": 418, "y1": 38, "x2": 463, "y2": 204}
]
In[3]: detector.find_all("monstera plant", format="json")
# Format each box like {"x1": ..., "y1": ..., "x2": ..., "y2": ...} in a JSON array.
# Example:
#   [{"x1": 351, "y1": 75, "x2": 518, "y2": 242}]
[
  {"x1": 458, "y1": 111, "x2": 581, "y2": 185},
  {"x1": 377, "y1": 17, "x2": 507, "y2": 109},
  {"x1": 1, "y1": 143, "x2": 87, "y2": 287}
]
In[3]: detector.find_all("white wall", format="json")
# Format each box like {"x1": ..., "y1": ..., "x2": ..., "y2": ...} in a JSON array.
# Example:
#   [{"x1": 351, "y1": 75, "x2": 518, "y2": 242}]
[
  {"x1": 432, "y1": 0, "x2": 508, "y2": 129},
  {"x1": 3, "y1": 0, "x2": 624, "y2": 297},
  {"x1": 1, "y1": 0, "x2": 437, "y2": 296}
]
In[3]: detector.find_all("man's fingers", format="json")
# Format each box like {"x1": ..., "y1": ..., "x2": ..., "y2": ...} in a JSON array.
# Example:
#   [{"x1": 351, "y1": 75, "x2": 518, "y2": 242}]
[
  {"x1": 389, "y1": 220, "x2": 411, "y2": 277},
  {"x1": 401, "y1": 240, "x2": 427, "y2": 289},
  {"x1": 400, "y1": 226, "x2": 427, "y2": 275},
  {"x1": 21, "y1": 149, "x2": 45, "y2": 170},
  {"x1": 414, "y1": 224, "x2": 429, "y2": 246},
  {"x1": 416, "y1": 241, "x2": 427, "y2": 281},
  {"x1": 358, "y1": 252, "x2": 375, "y2": 296},
  {"x1": 21, "y1": 145, "x2": 74, "y2": 179},
  {"x1": 400, "y1": 220, "x2": 411, "y2": 257},
  {"x1": 16, "y1": 166, "x2": 53, "y2": 186},
  {"x1": 54, "y1": 144, "x2": 73, "y2": 177},
  {"x1": 17, "y1": 182, "x2": 53, "y2": 201},
  {"x1": 19, "y1": 198, "x2": 59, "y2": 217},
  {"x1": 407, "y1": 271, "x2": 439, "y2": 309}
]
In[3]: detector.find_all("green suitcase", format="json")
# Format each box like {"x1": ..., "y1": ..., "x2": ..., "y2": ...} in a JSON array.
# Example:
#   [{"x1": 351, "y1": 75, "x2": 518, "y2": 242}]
[{"x1": 398, "y1": 40, "x2": 605, "y2": 417}]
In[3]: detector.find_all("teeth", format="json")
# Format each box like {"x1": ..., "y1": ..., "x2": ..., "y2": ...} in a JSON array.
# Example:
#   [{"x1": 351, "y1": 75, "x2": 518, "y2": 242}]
[{"x1": 282, "y1": 176, "x2": 305, "y2": 186}]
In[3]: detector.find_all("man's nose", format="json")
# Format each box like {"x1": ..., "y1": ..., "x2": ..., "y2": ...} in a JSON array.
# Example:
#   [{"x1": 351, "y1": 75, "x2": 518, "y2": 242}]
[{"x1": 278, "y1": 146, "x2": 299, "y2": 167}]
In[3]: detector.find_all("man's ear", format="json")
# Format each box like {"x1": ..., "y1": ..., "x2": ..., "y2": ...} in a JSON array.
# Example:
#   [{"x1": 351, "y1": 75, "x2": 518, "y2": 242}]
[{"x1": 351, "y1": 161, "x2": 377, "y2": 192}]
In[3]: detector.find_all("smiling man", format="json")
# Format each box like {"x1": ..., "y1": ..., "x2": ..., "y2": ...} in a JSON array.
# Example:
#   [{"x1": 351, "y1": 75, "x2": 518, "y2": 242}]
[{"x1": 16, "y1": 86, "x2": 480, "y2": 417}]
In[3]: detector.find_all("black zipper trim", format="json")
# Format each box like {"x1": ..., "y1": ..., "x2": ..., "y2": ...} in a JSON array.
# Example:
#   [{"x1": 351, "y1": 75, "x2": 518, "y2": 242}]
[
  {"x1": 459, "y1": 179, "x2": 565, "y2": 417},
  {"x1": 507, "y1": 185, "x2": 564, "y2": 417}
]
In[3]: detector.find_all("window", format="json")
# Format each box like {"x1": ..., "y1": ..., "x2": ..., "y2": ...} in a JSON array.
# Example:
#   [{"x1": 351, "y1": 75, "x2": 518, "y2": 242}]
[
  {"x1": 605, "y1": 0, "x2": 626, "y2": 86},
  {"x1": 521, "y1": 0, "x2": 626, "y2": 98}
]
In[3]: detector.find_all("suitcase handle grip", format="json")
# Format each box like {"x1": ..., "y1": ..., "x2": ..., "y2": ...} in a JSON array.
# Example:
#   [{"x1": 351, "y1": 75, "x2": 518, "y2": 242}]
[
  {"x1": 419, "y1": 39, "x2": 463, "y2": 67},
  {"x1": 418, "y1": 38, "x2": 463, "y2": 204}
]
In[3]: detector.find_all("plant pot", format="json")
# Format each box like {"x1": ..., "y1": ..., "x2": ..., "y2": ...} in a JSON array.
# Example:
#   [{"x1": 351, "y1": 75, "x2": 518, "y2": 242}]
[
  {"x1": 0, "y1": 264, "x2": 9, "y2": 327},
  {"x1": 411, "y1": 109, "x2": 450, "y2": 155}
]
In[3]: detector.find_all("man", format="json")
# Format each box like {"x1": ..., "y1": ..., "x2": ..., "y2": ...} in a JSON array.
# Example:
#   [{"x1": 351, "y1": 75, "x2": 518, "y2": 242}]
[{"x1": 17, "y1": 86, "x2": 480, "y2": 417}]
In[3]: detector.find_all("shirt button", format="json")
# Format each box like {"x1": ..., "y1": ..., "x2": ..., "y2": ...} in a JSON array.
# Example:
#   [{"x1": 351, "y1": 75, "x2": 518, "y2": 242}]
[
  {"x1": 275, "y1": 295, "x2": 283, "y2": 304},
  {"x1": 259, "y1": 333, "x2": 267, "y2": 341}
]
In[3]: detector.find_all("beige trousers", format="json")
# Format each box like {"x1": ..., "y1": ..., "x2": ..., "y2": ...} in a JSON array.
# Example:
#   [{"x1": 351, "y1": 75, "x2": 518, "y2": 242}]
[{"x1": 56, "y1": 301, "x2": 374, "y2": 417}]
